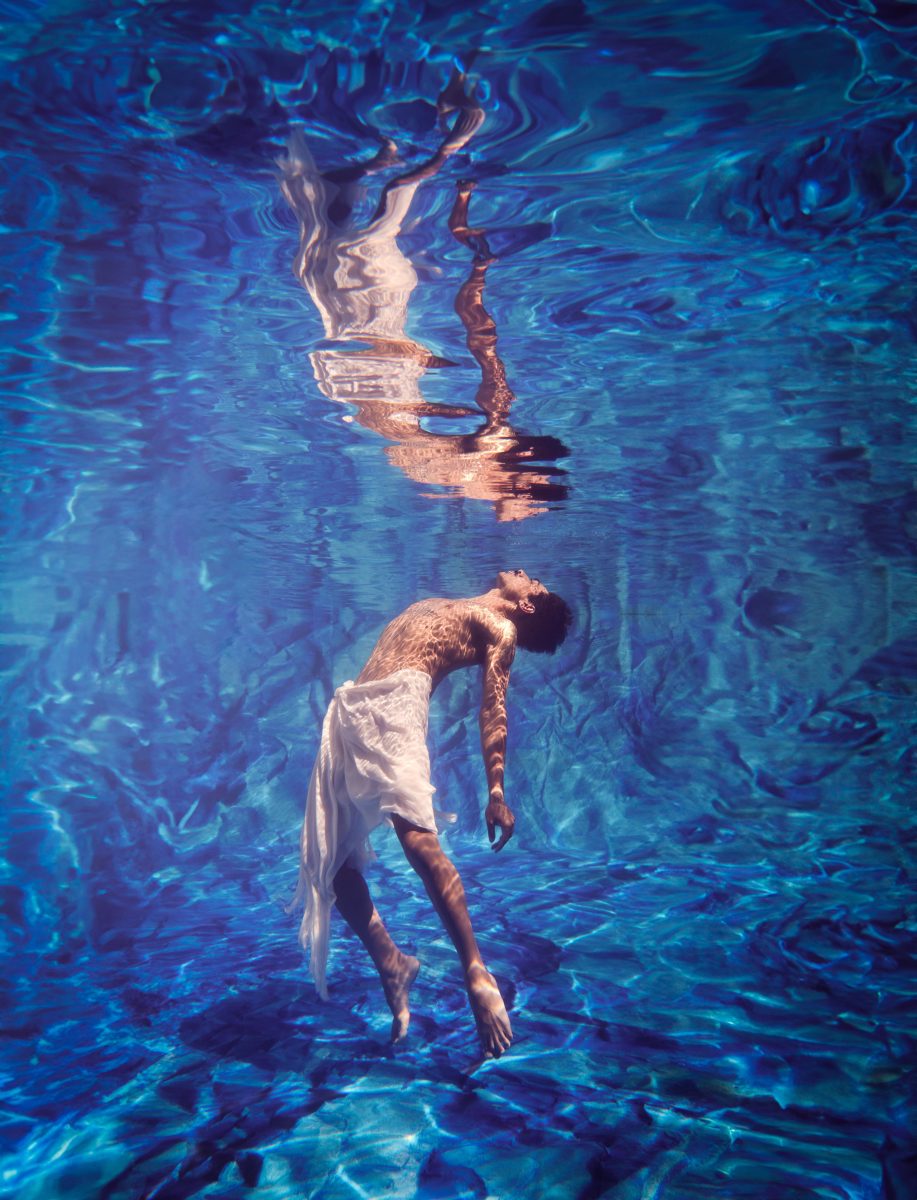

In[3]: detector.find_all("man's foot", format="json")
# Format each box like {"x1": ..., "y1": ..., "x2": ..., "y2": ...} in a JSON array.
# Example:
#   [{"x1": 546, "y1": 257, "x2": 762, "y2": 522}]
[
  {"x1": 367, "y1": 138, "x2": 400, "y2": 172},
  {"x1": 466, "y1": 963, "x2": 513, "y2": 1057},
  {"x1": 381, "y1": 952, "x2": 420, "y2": 1042},
  {"x1": 441, "y1": 106, "x2": 485, "y2": 155}
]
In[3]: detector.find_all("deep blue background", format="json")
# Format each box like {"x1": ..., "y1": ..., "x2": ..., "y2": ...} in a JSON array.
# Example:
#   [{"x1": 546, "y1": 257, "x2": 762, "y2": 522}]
[{"x1": 1, "y1": 1, "x2": 915, "y2": 1196}]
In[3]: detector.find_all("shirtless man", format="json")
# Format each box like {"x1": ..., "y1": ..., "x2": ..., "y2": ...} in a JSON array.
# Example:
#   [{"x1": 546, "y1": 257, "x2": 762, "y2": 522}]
[{"x1": 292, "y1": 570, "x2": 572, "y2": 1057}]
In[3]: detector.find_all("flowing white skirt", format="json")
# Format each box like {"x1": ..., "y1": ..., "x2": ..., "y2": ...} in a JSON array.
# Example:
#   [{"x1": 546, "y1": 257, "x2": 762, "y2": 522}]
[{"x1": 292, "y1": 669, "x2": 441, "y2": 998}]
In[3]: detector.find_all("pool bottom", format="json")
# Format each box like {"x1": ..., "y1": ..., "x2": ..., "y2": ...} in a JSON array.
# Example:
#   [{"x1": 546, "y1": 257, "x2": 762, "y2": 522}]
[{"x1": 2, "y1": 839, "x2": 911, "y2": 1199}]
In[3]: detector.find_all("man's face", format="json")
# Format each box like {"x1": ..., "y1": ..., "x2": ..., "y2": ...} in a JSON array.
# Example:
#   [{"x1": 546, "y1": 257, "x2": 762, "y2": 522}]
[{"x1": 496, "y1": 569, "x2": 548, "y2": 609}]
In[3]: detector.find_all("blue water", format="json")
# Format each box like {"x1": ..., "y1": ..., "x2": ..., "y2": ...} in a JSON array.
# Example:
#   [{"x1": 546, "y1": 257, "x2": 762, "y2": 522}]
[{"x1": 2, "y1": 0, "x2": 916, "y2": 1196}]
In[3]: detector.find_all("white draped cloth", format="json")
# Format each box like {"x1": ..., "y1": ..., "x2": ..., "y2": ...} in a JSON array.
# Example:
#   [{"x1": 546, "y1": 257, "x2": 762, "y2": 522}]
[
  {"x1": 278, "y1": 133, "x2": 436, "y2": 414},
  {"x1": 292, "y1": 669, "x2": 443, "y2": 998}
]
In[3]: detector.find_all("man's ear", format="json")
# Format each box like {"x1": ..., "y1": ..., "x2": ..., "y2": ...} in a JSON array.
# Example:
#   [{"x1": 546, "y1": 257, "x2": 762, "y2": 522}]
[{"x1": 519, "y1": 598, "x2": 536, "y2": 615}]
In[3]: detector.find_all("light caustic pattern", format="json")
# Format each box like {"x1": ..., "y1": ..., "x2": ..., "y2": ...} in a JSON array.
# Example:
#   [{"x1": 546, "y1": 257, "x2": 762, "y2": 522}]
[{"x1": 1, "y1": 1, "x2": 915, "y2": 1197}]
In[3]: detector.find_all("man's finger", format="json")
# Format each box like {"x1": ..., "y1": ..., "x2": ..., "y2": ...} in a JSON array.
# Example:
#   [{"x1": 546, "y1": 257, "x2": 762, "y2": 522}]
[
  {"x1": 487, "y1": 819, "x2": 495, "y2": 843},
  {"x1": 492, "y1": 826, "x2": 513, "y2": 852}
]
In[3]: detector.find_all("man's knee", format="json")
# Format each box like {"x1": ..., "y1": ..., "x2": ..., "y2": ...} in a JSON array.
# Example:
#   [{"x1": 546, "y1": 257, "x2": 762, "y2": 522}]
[{"x1": 393, "y1": 817, "x2": 441, "y2": 869}]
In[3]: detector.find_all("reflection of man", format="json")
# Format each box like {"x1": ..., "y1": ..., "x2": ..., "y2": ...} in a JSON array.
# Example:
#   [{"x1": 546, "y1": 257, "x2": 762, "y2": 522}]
[
  {"x1": 278, "y1": 73, "x2": 568, "y2": 519},
  {"x1": 291, "y1": 571, "x2": 572, "y2": 1057}
]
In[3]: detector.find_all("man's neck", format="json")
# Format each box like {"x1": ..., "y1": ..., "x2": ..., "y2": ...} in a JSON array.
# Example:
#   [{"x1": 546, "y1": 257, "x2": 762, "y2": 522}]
[{"x1": 473, "y1": 589, "x2": 516, "y2": 619}]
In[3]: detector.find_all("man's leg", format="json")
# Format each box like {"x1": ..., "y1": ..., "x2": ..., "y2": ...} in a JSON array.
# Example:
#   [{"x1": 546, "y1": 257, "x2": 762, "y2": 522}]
[
  {"x1": 449, "y1": 181, "x2": 515, "y2": 423},
  {"x1": 323, "y1": 138, "x2": 400, "y2": 226},
  {"x1": 392, "y1": 816, "x2": 513, "y2": 1058},
  {"x1": 333, "y1": 863, "x2": 419, "y2": 1042}
]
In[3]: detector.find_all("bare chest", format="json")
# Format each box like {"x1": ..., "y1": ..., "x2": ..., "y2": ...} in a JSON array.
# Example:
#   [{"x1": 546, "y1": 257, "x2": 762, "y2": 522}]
[{"x1": 357, "y1": 600, "x2": 482, "y2": 686}]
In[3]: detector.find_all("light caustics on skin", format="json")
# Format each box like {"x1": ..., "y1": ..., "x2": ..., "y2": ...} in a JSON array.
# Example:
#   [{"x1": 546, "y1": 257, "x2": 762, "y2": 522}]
[{"x1": 278, "y1": 71, "x2": 569, "y2": 521}]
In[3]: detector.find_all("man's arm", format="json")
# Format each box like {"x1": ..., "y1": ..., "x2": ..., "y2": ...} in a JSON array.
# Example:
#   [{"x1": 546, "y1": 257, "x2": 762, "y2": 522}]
[{"x1": 479, "y1": 628, "x2": 516, "y2": 852}]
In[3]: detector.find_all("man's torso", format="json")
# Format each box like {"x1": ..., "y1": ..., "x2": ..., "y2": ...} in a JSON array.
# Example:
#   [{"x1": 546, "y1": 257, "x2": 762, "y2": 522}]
[{"x1": 356, "y1": 597, "x2": 513, "y2": 689}]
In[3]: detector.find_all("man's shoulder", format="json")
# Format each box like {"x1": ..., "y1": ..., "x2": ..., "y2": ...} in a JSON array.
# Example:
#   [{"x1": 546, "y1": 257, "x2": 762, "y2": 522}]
[
  {"x1": 401, "y1": 595, "x2": 514, "y2": 644},
  {"x1": 465, "y1": 601, "x2": 516, "y2": 645}
]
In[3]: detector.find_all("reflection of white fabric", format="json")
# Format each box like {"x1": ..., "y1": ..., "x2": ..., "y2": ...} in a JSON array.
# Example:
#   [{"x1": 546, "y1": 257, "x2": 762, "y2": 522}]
[
  {"x1": 280, "y1": 133, "x2": 423, "y2": 344},
  {"x1": 310, "y1": 348, "x2": 426, "y2": 407},
  {"x1": 293, "y1": 669, "x2": 442, "y2": 998}
]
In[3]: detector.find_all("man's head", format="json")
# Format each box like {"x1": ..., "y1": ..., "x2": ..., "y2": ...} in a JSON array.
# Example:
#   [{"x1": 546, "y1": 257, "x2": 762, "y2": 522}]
[{"x1": 495, "y1": 569, "x2": 573, "y2": 654}]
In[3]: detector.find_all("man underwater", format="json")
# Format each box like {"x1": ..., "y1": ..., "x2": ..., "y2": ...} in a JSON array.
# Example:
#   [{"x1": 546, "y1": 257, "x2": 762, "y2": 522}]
[{"x1": 292, "y1": 570, "x2": 572, "y2": 1057}]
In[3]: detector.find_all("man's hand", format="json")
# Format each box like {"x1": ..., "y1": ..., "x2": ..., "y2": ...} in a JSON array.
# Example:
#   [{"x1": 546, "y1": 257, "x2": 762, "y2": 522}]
[
  {"x1": 485, "y1": 798, "x2": 515, "y2": 852},
  {"x1": 437, "y1": 69, "x2": 485, "y2": 154}
]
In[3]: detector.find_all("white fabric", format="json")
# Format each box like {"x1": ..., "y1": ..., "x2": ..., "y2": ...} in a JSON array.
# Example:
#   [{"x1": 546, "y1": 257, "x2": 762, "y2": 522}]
[
  {"x1": 279, "y1": 134, "x2": 438, "y2": 414},
  {"x1": 292, "y1": 669, "x2": 441, "y2": 998},
  {"x1": 310, "y1": 347, "x2": 427, "y2": 407},
  {"x1": 280, "y1": 132, "x2": 424, "y2": 344}
]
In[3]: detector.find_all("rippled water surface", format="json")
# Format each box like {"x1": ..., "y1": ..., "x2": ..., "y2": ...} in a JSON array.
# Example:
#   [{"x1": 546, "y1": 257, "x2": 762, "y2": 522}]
[{"x1": 2, "y1": 1, "x2": 916, "y2": 1196}]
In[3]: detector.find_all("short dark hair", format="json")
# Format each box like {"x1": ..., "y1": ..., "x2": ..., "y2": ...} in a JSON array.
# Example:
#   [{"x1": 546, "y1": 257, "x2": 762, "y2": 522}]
[{"x1": 514, "y1": 591, "x2": 573, "y2": 654}]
